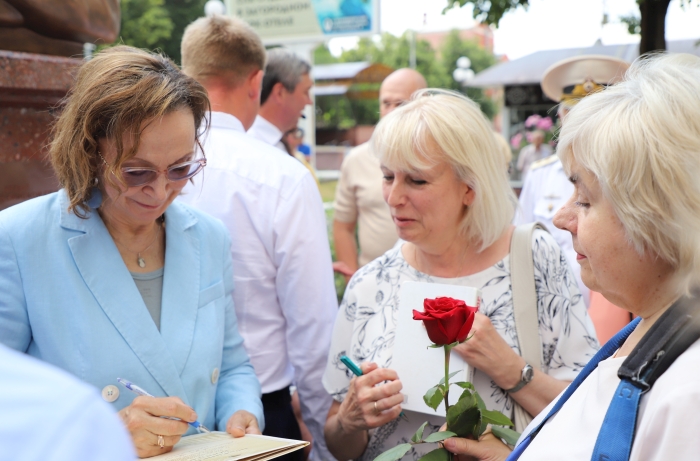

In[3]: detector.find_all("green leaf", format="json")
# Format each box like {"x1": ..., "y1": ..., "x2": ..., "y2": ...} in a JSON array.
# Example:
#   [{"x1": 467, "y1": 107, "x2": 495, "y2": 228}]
[
  {"x1": 481, "y1": 410, "x2": 514, "y2": 427},
  {"x1": 491, "y1": 426, "x2": 521, "y2": 447},
  {"x1": 438, "y1": 371, "x2": 462, "y2": 385},
  {"x1": 458, "y1": 387, "x2": 473, "y2": 402},
  {"x1": 477, "y1": 419, "x2": 489, "y2": 438},
  {"x1": 446, "y1": 395, "x2": 480, "y2": 438},
  {"x1": 427, "y1": 344, "x2": 443, "y2": 349},
  {"x1": 423, "y1": 431, "x2": 457, "y2": 443},
  {"x1": 417, "y1": 448, "x2": 451, "y2": 461},
  {"x1": 412, "y1": 421, "x2": 429, "y2": 443},
  {"x1": 453, "y1": 381, "x2": 475, "y2": 391},
  {"x1": 373, "y1": 443, "x2": 412, "y2": 461},
  {"x1": 423, "y1": 385, "x2": 445, "y2": 411},
  {"x1": 473, "y1": 390, "x2": 487, "y2": 411}
]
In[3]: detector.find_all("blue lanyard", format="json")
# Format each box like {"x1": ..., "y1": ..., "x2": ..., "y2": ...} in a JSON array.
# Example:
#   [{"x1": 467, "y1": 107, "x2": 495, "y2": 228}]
[{"x1": 507, "y1": 317, "x2": 641, "y2": 460}]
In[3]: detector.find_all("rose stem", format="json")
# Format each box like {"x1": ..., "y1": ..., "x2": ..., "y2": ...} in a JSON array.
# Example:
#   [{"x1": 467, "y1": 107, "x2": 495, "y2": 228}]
[{"x1": 444, "y1": 345, "x2": 451, "y2": 414}]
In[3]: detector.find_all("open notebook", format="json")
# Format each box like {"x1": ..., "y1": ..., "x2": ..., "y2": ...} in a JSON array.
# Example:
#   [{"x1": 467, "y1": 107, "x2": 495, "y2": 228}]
[
  {"x1": 391, "y1": 281, "x2": 481, "y2": 417},
  {"x1": 150, "y1": 433, "x2": 308, "y2": 461}
]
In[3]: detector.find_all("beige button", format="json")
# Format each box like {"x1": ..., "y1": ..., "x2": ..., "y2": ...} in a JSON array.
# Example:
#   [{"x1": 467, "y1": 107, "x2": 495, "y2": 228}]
[
  {"x1": 211, "y1": 368, "x2": 220, "y2": 384},
  {"x1": 102, "y1": 385, "x2": 120, "y2": 403}
]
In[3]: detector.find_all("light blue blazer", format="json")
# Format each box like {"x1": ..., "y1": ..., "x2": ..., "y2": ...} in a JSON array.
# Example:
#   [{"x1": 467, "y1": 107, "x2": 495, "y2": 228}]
[{"x1": 0, "y1": 190, "x2": 263, "y2": 432}]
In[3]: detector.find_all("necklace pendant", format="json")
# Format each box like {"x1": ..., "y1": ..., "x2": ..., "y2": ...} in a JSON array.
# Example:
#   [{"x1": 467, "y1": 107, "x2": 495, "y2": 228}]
[{"x1": 137, "y1": 255, "x2": 146, "y2": 268}]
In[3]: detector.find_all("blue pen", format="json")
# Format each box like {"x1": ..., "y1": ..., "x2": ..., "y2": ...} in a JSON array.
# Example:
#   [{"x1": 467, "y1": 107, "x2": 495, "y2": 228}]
[
  {"x1": 339, "y1": 355, "x2": 409, "y2": 422},
  {"x1": 117, "y1": 378, "x2": 210, "y2": 433}
]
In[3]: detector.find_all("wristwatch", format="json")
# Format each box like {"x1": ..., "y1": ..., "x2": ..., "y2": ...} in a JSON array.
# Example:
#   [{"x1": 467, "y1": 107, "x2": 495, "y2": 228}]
[{"x1": 504, "y1": 363, "x2": 534, "y2": 393}]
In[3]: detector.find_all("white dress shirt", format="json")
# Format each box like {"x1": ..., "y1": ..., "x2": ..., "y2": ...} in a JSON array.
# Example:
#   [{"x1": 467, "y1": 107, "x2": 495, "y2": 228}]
[
  {"x1": 514, "y1": 156, "x2": 590, "y2": 307},
  {"x1": 247, "y1": 115, "x2": 286, "y2": 152},
  {"x1": 0, "y1": 344, "x2": 135, "y2": 461},
  {"x1": 179, "y1": 112, "x2": 338, "y2": 461}
]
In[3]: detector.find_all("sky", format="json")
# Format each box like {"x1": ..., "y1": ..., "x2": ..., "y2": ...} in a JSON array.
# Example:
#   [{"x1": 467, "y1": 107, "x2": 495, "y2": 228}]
[{"x1": 328, "y1": 0, "x2": 700, "y2": 60}]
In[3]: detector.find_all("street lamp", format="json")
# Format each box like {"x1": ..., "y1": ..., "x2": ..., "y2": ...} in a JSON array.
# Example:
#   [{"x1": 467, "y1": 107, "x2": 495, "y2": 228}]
[
  {"x1": 204, "y1": 0, "x2": 226, "y2": 16},
  {"x1": 453, "y1": 56, "x2": 475, "y2": 86}
]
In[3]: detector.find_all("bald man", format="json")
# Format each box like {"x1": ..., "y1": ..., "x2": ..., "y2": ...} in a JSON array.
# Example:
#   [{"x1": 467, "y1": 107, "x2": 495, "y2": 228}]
[{"x1": 333, "y1": 68, "x2": 427, "y2": 280}]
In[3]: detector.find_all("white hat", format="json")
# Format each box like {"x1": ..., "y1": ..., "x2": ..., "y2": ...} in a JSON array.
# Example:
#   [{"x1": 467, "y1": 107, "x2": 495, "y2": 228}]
[{"x1": 541, "y1": 55, "x2": 630, "y2": 104}]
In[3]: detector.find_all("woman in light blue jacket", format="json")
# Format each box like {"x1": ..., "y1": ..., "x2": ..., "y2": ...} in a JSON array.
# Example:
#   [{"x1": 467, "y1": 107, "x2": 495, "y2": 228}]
[{"x1": 0, "y1": 46, "x2": 263, "y2": 458}]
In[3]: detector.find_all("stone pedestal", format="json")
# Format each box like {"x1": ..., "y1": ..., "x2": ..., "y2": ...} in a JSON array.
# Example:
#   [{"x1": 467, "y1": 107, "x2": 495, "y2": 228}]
[{"x1": 0, "y1": 50, "x2": 81, "y2": 211}]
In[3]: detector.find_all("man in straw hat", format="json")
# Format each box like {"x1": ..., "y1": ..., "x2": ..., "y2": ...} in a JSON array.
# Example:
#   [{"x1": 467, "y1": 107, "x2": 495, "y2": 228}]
[{"x1": 516, "y1": 55, "x2": 630, "y2": 309}]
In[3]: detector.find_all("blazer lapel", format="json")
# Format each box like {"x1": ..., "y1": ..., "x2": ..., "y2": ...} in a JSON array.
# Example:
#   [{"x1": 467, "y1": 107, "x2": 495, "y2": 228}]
[
  {"x1": 159, "y1": 202, "x2": 200, "y2": 375},
  {"x1": 61, "y1": 191, "x2": 188, "y2": 401}
]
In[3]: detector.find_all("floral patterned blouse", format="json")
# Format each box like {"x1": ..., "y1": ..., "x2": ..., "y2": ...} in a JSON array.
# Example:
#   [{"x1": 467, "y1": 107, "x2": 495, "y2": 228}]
[{"x1": 322, "y1": 230, "x2": 599, "y2": 461}]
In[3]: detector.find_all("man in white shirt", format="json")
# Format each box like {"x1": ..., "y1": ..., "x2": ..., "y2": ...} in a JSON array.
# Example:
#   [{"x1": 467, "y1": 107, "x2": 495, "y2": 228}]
[
  {"x1": 179, "y1": 16, "x2": 338, "y2": 461},
  {"x1": 0, "y1": 344, "x2": 135, "y2": 461},
  {"x1": 247, "y1": 48, "x2": 313, "y2": 151},
  {"x1": 332, "y1": 68, "x2": 427, "y2": 280}
]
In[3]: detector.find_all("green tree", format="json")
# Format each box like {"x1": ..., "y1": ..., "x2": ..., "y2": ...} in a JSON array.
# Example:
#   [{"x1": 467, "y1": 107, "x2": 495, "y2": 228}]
[
  {"x1": 160, "y1": 0, "x2": 207, "y2": 63},
  {"x1": 439, "y1": 30, "x2": 498, "y2": 119},
  {"x1": 314, "y1": 44, "x2": 340, "y2": 65},
  {"x1": 118, "y1": 0, "x2": 174, "y2": 49},
  {"x1": 443, "y1": 0, "x2": 697, "y2": 54},
  {"x1": 117, "y1": 0, "x2": 206, "y2": 63},
  {"x1": 336, "y1": 32, "x2": 497, "y2": 121}
]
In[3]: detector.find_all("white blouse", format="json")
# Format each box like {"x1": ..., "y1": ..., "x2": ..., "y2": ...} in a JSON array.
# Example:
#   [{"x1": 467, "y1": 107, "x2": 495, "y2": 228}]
[
  {"x1": 323, "y1": 230, "x2": 599, "y2": 461},
  {"x1": 519, "y1": 338, "x2": 700, "y2": 460}
]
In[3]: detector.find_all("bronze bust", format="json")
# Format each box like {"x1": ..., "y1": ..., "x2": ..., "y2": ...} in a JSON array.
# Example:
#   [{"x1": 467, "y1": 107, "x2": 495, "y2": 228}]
[{"x1": 0, "y1": 0, "x2": 119, "y2": 56}]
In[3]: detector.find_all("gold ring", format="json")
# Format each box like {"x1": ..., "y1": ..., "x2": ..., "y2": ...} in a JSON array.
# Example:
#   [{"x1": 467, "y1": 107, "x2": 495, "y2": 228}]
[
  {"x1": 374, "y1": 401, "x2": 379, "y2": 414},
  {"x1": 158, "y1": 434, "x2": 165, "y2": 449}
]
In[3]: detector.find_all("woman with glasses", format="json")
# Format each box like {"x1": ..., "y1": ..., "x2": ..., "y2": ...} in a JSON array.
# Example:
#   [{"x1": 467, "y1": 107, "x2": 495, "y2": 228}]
[{"x1": 0, "y1": 46, "x2": 263, "y2": 458}]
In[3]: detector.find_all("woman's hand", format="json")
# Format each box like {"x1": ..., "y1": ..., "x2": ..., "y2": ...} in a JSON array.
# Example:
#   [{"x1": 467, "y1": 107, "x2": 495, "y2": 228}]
[
  {"x1": 324, "y1": 362, "x2": 403, "y2": 460},
  {"x1": 336, "y1": 362, "x2": 404, "y2": 433},
  {"x1": 226, "y1": 410, "x2": 261, "y2": 437},
  {"x1": 443, "y1": 433, "x2": 512, "y2": 461},
  {"x1": 118, "y1": 396, "x2": 195, "y2": 458},
  {"x1": 454, "y1": 312, "x2": 569, "y2": 416},
  {"x1": 453, "y1": 313, "x2": 524, "y2": 389}
]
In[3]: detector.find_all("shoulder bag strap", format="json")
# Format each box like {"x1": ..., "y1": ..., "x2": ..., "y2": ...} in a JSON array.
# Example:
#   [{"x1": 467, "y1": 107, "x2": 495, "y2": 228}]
[
  {"x1": 510, "y1": 222, "x2": 547, "y2": 371},
  {"x1": 509, "y1": 222, "x2": 548, "y2": 432}
]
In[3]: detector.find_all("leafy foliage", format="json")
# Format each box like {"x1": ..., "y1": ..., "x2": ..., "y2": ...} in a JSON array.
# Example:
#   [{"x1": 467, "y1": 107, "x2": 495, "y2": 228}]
[
  {"x1": 314, "y1": 30, "x2": 498, "y2": 130},
  {"x1": 417, "y1": 448, "x2": 451, "y2": 461},
  {"x1": 116, "y1": 0, "x2": 207, "y2": 63},
  {"x1": 423, "y1": 384, "x2": 445, "y2": 410},
  {"x1": 373, "y1": 443, "x2": 412, "y2": 461},
  {"x1": 491, "y1": 426, "x2": 521, "y2": 446},
  {"x1": 443, "y1": 0, "x2": 530, "y2": 26},
  {"x1": 118, "y1": 0, "x2": 174, "y2": 49},
  {"x1": 412, "y1": 421, "x2": 430, "y2": 443},
  {"x1": 423, "y1": 431, "x2": 458, "y2": 443},
  {"x1": 619, "y1": 14, "x2": 641, "y2": 35}
]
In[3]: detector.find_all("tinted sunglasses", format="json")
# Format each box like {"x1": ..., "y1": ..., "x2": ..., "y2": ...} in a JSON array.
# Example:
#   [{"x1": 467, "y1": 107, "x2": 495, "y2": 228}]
[{"x1": 99, "y1": 153, "x2": 206, "y2": 188}]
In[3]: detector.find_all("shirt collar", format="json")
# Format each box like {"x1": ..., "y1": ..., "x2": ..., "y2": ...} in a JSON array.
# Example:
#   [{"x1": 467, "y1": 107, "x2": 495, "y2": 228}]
[
  {"x1": 209, "y1": 111, "x2": 245, "y2": 133},
  {"x1": 249, "y1": 115, "x2": 283, "y2": 145}
]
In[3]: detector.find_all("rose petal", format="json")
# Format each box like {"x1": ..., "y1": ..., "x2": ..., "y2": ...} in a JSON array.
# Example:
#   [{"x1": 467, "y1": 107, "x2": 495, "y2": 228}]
[{"x1": 424, "y1": 319, "x2": 451, "y2": 344}]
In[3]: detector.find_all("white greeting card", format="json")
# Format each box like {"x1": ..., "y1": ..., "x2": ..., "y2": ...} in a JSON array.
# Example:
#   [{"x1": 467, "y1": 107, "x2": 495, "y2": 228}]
[{"x1": 392, "y1": 281, "x2": 481, "y2": 417}]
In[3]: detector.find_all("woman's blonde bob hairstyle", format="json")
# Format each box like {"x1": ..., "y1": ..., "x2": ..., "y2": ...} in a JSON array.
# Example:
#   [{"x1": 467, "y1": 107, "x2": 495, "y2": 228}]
[
  {"x1": 557, "y1": 53, "x2": 700, "y2": 293},
  {"x1": 371, "y1": 89, "x2": 517, "y2": 251},
  {"x1": 49, "y1": 45, "x2": 210, "y2": 218}
]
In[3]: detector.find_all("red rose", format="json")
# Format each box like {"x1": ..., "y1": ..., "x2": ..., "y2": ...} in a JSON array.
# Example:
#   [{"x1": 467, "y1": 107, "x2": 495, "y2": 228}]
[{"x1": 412, "y1": 297, "x2": 478, "y2": 345}]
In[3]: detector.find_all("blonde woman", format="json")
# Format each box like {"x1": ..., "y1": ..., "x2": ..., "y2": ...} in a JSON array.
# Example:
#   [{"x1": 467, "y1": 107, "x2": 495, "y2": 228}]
[
  {"x1": 322, "y1": 89, "x2": 598, "y2": 461},
  {"x1": 446, "y1": 53, "x2": 700, "y2": 461}
]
